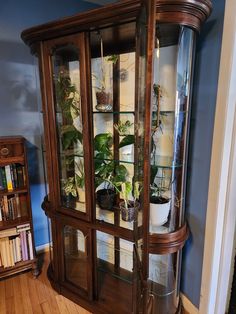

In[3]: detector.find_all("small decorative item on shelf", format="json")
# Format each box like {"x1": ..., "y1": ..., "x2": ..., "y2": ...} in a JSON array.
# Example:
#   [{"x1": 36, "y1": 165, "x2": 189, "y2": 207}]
[{"x1": 149, "y1": 165, "x2": 171, "y2": 228}]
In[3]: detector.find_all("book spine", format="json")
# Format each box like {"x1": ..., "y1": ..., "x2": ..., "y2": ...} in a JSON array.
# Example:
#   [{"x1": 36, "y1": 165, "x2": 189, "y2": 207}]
[
  {"x1": 16, "y1": 165, "x2": 24, "y2": 188},
  {"x1": 15, "y1": 236, "x2": 22, "y2": 262},
  {"x1": 0, "y1": 239, "x2": 7, "y2": 267},
  {"x1": 5, "y1": 165, "x2": 13, "y2": 191},
  {"x1": 20, "y1": 231, "x2": 28, "y2": 261},
  {"x1": 27, "y1": 231, "x2": 34, "y2": 260},
  {"x1": 0, "y1": 168, "x2": 4, "y2": 190},
  {"x1": 1, "y1": 168, "x2": 7, "y2": 190},
  {"x1": 12, "y1": 164, "x2": 18, "y2": 189},
  {"x1": 3, "y1": 195, "x2": 9, "y2": 220}
]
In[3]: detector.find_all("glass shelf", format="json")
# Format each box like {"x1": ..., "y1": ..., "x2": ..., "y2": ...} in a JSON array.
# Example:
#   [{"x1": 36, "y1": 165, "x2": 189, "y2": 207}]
[
  {"x1": 93, "y1": 111, "x2": 135, "y2": 115},
  {"x1": 94, "y1": 155, "x2": 134, "y2": 165},
  {"x1": 96, "y1": 205, "x2": 142, "y2": 231}
]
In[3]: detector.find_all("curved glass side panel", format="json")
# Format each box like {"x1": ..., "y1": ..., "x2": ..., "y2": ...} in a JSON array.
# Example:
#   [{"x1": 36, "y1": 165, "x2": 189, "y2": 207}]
[
  {"x1": 150, "y1": 25, "x2": 195, "y2": 233},
  {"x1": 148, "y1": 252, "x2": 180, "y2": 314},
  {"x1": 51, "y1": 45, "x2": 86, "y2": 213}
]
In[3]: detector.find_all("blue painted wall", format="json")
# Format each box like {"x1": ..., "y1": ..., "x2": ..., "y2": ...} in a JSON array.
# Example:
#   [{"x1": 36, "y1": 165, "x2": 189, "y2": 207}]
[
  {"x1": 0, "y1": 0, "x2": 226, "y2": 307},
  {"x1": 181, "y1": 0, "x2": 226, "y2": 307},
  {"x1": 0, "y1": 0, "x2": 98, "y2": 247}
]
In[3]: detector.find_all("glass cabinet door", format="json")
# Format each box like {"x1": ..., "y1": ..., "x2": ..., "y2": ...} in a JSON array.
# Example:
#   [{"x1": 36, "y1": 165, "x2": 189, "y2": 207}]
[
  {"x1": 58, "y1": 220, "x2": 92, "y2": 300},
  {"x1": 43, "y1": 35, "x2": 90, "y2": 218}
]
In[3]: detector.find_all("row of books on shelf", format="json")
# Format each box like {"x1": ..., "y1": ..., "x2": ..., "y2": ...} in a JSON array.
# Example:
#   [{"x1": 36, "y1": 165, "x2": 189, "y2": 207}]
[
  {"x1": 0, "y1": 194, "x2": 28, "y2": 221},
  {"x1": 0, "y1": 224, "x2": 34, "y2": 268},
  {"x1": 0, "y1": 164, "x2": 26, "y2": 191}
]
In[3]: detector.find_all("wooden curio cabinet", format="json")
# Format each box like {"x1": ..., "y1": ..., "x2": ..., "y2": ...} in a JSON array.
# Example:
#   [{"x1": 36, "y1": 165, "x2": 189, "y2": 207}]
[{"x1": 22, "y1": 1, "x2": 212, "y2": 313}]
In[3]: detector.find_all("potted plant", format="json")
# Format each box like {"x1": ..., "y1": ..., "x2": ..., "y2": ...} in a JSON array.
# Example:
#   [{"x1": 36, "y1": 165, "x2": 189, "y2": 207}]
[
  {"x1": 94, "y1": 132, "x2": 130, "y2": 210},
  {"x1": 115, "y1": 181, "x2": 141, "y2": 222},
  {"x1": 93, "y1": 34, "x2": 118, "y2": 112},
  {"x1": 149, "y1": 165, "x2": 171, "y2": 228},
  {"x1": 94, "y1": 132, "x2": 116, "y2": 210},
  {"x1": 62, "y1": 176, "x2": 77, "y2": 205},
  {"x1": 114, "y1": 120, "x2": 135, "y2": 157}
]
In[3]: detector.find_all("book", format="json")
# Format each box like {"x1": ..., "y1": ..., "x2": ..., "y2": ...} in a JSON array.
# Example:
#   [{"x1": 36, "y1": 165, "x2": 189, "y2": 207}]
[
  {"x1": 20, "y1": 231, "x2": 28, "y2": 261},
  {"x1": 0, "y1": 168, "x2": 4, "y2": 190},
  {"x1": 2, "y1": 195, "x2": 9, "y2": 220},
  {"x1": 0, "y1": 167, "x2": 7, "y2": 190},
  {"x1": 0, "y1": 239, "x2": 7, "y2": 267},
  {"x1": 16, "y1": 223, "x2": 30, "y2": 233},
  {"x1": 16, "y1": 164, "x2": 24, "y2": 188},
  {"x1": 0, "y1": 228, "x2": 18, "y2": 238},
  {"x1": 16, "y1": 236, "x2": 22, "y2": 262},
  {"x1": 27, "y1": 231, "x2": 34, "y2": 260},
  {"x1": 9, "y1": 239, "x2": 15, "y2": 267},
  {"x1": 5, "y1": 165, "x2": 13, "y2": 191}
]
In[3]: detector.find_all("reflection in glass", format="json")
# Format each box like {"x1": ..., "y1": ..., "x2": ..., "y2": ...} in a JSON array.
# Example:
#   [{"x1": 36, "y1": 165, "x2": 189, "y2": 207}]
[
  {"x1": 51, "y1": 45, "x2": 86, "y2": 213},
  {"x1": 64, "y1": 225, "x2": 88, "y2": 290}
]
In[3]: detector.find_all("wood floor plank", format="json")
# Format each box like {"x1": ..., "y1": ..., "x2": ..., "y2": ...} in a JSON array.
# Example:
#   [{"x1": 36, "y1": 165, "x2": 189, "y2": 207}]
[
  {"x1": 40, "y1": 300, "x2": 52, "y2": 314},
  {"x1": 56, "y1": 295, "x2": 70, "y2": 314},
  {"x1": 12, "y1": 274, "x2": 25, "y2": 314},
  {"x1": 5, "y1": 296, "x2": 15, "y2": 314},
  {"x1": 0, "y1": 280, "x2": 6, "y2": 314},
  {"x1": 4, "y1": 276, "x2": 13, "y2": 300},
  {"x1": 27, "y1": 273, "x2": 43, "y2": 314},
  {"x1": 19, "y1": 274, "x2": 33, "y2": 314}
]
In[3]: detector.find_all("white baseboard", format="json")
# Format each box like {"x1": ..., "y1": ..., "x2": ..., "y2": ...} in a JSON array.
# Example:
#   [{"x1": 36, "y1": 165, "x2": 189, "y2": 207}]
[
  {"x1": 36, "y1": 243, "x2": 50, "y2": 254},
  {"x1": 181, "y1": 293, "x2": 199, "y2": 314}
]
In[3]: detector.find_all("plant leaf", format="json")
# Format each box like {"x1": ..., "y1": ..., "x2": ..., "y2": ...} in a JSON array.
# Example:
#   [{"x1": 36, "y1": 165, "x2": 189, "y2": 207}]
[{"x1": 118, "y1": 135, "x2": 135, "y2": 148}]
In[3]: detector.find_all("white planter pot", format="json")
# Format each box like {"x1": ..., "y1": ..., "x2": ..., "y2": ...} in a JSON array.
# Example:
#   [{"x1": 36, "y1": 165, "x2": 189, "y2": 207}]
[{"x1": 150, "y1": 199, "x2": 171, "y2": 227}]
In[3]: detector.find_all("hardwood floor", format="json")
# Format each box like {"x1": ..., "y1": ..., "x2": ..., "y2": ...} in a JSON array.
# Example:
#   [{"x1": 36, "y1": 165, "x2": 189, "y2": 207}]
[
  {"x1": 0, "y1": 252, "x2": 91, "y2": 314},
  {"x1": 0, "y1": 252, "x2": 189, "y2": 314}
]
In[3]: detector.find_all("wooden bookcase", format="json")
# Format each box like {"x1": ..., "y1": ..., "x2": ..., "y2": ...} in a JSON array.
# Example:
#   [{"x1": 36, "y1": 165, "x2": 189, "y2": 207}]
[
  {"x1": 22, "y1": 1, "x2": 212, "y2": 313},
  {"x1": 0, "y1": 136, "x2": 38, "y2": 279}
]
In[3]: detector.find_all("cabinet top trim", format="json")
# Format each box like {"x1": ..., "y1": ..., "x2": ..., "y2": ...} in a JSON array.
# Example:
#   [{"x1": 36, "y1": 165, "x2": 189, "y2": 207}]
[{"x1": 21, "y1": 0, "x2": 212, "y2": 50}]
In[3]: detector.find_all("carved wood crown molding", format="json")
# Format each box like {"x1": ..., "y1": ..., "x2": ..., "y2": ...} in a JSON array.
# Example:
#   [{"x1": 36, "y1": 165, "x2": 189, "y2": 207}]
[
  {"x1": 156, "y1": 0, "x2": 212, "y2": 31},
  {"x1": 21, "y1": 0, "x2": 212, "y2": 49}
]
